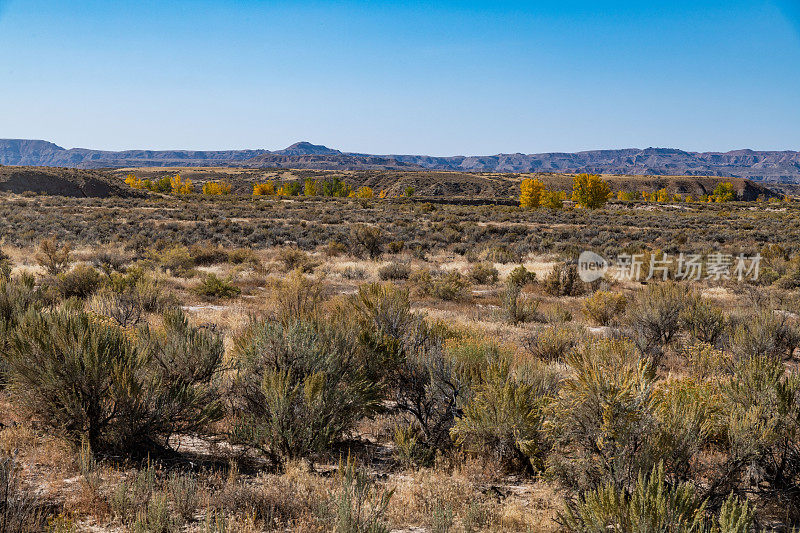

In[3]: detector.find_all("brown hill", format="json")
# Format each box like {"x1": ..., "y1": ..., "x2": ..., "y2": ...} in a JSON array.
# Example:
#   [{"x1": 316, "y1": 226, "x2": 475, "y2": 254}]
[{"x1": 0, "y1": 166, "x2": 143, "y2": 198}]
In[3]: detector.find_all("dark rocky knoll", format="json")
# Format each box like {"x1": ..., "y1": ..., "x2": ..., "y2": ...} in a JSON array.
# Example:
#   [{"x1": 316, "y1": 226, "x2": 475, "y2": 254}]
[{"x1": 0, "y1": 166, "x2": 144, "y2": 198}]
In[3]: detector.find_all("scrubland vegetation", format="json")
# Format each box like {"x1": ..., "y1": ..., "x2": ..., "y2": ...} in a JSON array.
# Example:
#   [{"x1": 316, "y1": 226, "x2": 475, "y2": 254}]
[{"x1": 3, "y1": 172, "x2": 800, "y2": 532}]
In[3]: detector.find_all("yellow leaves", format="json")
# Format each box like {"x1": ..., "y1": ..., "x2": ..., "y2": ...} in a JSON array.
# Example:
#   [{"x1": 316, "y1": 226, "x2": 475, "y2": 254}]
[
  {"x1": 519, "y1": 178, "x2": 545, "y2": 208},
  {"x1": 712, "y1": 182, "x2": 735, "y2": 203},
  {"x1": 202, "y1": 181, "x2": 232, "y2": 195},
  {"x1": 519, "y1": 178, "x2": 564, "y2": 209},
  {"x1": 355, "y1": 186, "x2": 374, "y2": 199},
  {"x1": 303, "y1": 179, "x2": 320, "y2": 196},
  {"x1": 124, "y1": 174, "x2": 145, "y2": 189},
  {"x1": 571, "y1": 173, "x2": 612, "y2": 209},
  {"x1": 252, "y1": 181, "x2": 275, "y2": 196},
  {"x1": 170, "y1": 174, "x2": 193, "y2": 195}
]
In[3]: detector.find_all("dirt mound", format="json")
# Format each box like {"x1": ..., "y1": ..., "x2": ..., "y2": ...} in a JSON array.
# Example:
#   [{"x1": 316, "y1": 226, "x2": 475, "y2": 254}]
[
  {"x1": 344, "y1": 171, "x2": 780, "y2": 201},
  {"x1": 0, "y1": 166, "x2": 142, "y2": 198}
]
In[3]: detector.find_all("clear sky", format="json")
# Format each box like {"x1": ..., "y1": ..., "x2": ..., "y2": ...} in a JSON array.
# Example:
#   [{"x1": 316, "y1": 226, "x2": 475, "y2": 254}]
[{"x1": 0, "y1": 0, "x2": 798, "y2": 155}]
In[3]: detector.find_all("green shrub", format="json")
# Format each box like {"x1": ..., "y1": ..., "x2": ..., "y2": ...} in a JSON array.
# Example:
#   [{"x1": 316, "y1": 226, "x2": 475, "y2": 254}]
[
  {"x1": 189, "y1": 243, "x2": 229, "y2": 266},
  {"x1": 624, "y1": 282, "x2": 689, "y2": 359},
  {"x1": 276, "y1": 246, "x2": 316, "y2": 272},
  {"x1": 0, "y1": 277, "x2": 46, "y2": 378},
  {"x1": 507, "y1": 265, "x2": 536, "y2": 287},
  {"x1": 88, "y1": 286, "x2": 144, "y2": 327},
  {"x1": 558, "y1": 462, "x2": 709, "y2": 533},
  {"x1": 482, "y1": 246, "x2": 517, "y2": 264},
  {"x1": 582, "y1": 291, "x2": 627, "y2": 326},
  {"x1": 451, "y1": 359, "x2": 549, "y2": 473},
  {"x1": 392, "y1": 423, "x2": 435, "y2": 468},
  {"x1": 350, "y1": 224, "x2": 383, "y2": 259},
  {"x1": 6, "y1": 307, "x2": 223, "y2": 455},
  {"x1": 378, "y1": 262, "x2": 411, "y2": 281},
  {"x1": 333, "y1": 456, "x2": 393, "y2": 533},
  {"x1": 387, "y1": 240, "x2": 405, "y2": 254},
  {"x1": 681, "y1": 342, "x2": 730, "y2": 379},
  {"x1": 0, "y1": 249, "x2": 10, "y2": 282},
  {"x1": 502, "y1": 281, "x2": 541, "y2": 324},
  {"x1": 730, "y1": 307, "x2": 799, "y2": 360},
  {"x1": 543, "y1": 263, "x2": 585, "y2": 296},
  {"x1": 681, "y1": 296, "x2": 726, "y2": 345},
  {"x1": 560, "y1": 464, "x2": 754, "y2": 533},
  {"x1": 351, "y1": 283, "x2": 461, "y2": 450},
  {"x1": 56, "y1": 263, "x2": 102, "y2": 299},
  {"x1": 414, "y1": 270, "x2": 471, "y2": 302},
  {"x1": 6, "y1": 307, "x2": 144, "y2": 452},
  {"x1": 721, "y1": 354, "x2": 800, "y2": 515},
  {"x1": 152, "y1": 246, "x2": 195, "y2": 277},
  {"x1": 270, "y1": 269, "x2": 327, "y2": 322},
  {"x1": 468, "y1": 263, "x2": 498, "y2": 285},
  {"x1": 545, "y1": 340, "x2": 658, "y2": 491},
  {"x1": 194, "y1": 273, "x2": 241, "y2": 299},
  {"x1": 107, "y1": 268, "x2": 170, "y2": 313},
  {"x1": 230, "y1": 318, "x2": 382, "y2": 464},
  {"x1": 522, "y1": 325, "x2": 580, "y2": 362}
]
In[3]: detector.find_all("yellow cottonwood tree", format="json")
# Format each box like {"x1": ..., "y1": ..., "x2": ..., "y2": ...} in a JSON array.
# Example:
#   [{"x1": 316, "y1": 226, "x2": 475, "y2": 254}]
[
  {"x1": 170, "y1": 174, "x2": 193, "y2": 195},
  {"x1": 519, "y1": 178, "x2": 545, "y2": 208},
  {"x1": 571, "y1": 173, "x2": 611, "y2": 209},
  {"x1": 355, "y1": 186, "x2": 374, "y2": 199},
  {"x1": 253, "y1": 181, "x2": 275, "y2": 196},
  {"x1": 203, "y1": 181, "x2": 232, "y2": 195}
]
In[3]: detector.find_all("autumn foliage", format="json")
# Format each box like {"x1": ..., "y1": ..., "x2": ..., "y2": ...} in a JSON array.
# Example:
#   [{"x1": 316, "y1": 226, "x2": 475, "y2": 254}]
[{"x1": 571, "y1": 173, "x2": 611, "y2": 209}]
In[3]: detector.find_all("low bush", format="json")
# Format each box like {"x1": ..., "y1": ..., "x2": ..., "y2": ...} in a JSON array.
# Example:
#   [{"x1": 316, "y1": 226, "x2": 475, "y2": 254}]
[
  {"x1": 55, "y1": 263, "x2": 102, "y2": 299},
  {"x1": 522, "y1": 325, "x2": 580, "y2": 362},
  {"x1": 35, "y1": 237, "x2": 71, "y2": 275},
  {"x1": 624, "y1": 282, "x2": 689, "y2": 360},
  {"x1": 88, "y1": 285, "x2": 144, "y2": 327},
  {"x1": 378, "y1": 262, "x2": 411, "y2": 281},
  {"x1": 276, "y1": 247, "x2": 316, "y2": 273},
  {"x1": 333, "y1": 456, "x2": 394, "y2": 533},
  {"x1": 5, "y1": 307, "x2": 224, "y2": 455},
  {"x1": 543, "y1": 263, "x2": 584, "y2": 297},
  {"x1": 352, "y1": 283, "x2": 461, "y2": 450},
  {"x1": 270, "y1": 270, "x2": 327, "y2": 322},
  {"x1": 194, "y1": 273, "x2": 241, "y2": 299},
  {"x1": 350, "y1": 224, "x2": 383, "y2": 260},
  {"x1": 681, "y1": 296, "x2": 726, "y2": 345},
  {"x1": 507, "y1": 265, "x2": 536, "y2": 287},
  {"x1": 467, "y1": 263, "x2": 498, "y2": 285},
  {"x1": 559, "y1": 462, "x2": 753, "y2": 533},
  {"x1": 230, "y1": 318, "x2": 382, "y2": 464},
  {"x1": 413, "y1": 270, "x2": 472, "y2": 302},
  {"x1": 581, "y1": 290, "x2": 627, "y2": 326},
  {"x1": 730, "y1": 306, "x2": 800, "y2": 360},
  {"x1": 545, "y1": 339, "x2": 658, "y2": 491},
  {"x1": 502, "y1": 281, "x2": 541, "y2": 324},
  {"x1": 151, "y1": 245, "x2": 195, "y2": 278},
  {"x1": 482, "y1": 246, "x2": 517, "y2": 264},
  {"x1": 451, "y1": 358, "x2": 551, "y2": 473},
  {"x1": 720, "y1": 354, "x2": 800, "y2": 516}
]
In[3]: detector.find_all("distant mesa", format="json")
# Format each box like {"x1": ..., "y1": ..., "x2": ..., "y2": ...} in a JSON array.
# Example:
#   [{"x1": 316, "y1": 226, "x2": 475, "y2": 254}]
[{"x1": 1, "y1": 138, "x2": 800, "y2": 182}]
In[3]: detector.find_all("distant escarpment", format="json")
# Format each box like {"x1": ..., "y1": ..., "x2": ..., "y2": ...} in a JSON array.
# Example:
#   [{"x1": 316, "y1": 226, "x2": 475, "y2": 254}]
[{"x1": 2, "y1": 139, "x2": 800, "y2": 182}]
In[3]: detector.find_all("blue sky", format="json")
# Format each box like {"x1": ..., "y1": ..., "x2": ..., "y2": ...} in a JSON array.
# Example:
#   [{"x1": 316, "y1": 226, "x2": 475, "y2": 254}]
[{"x1": 0, "y1": 0, "x2": 798, "y2": 155}]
